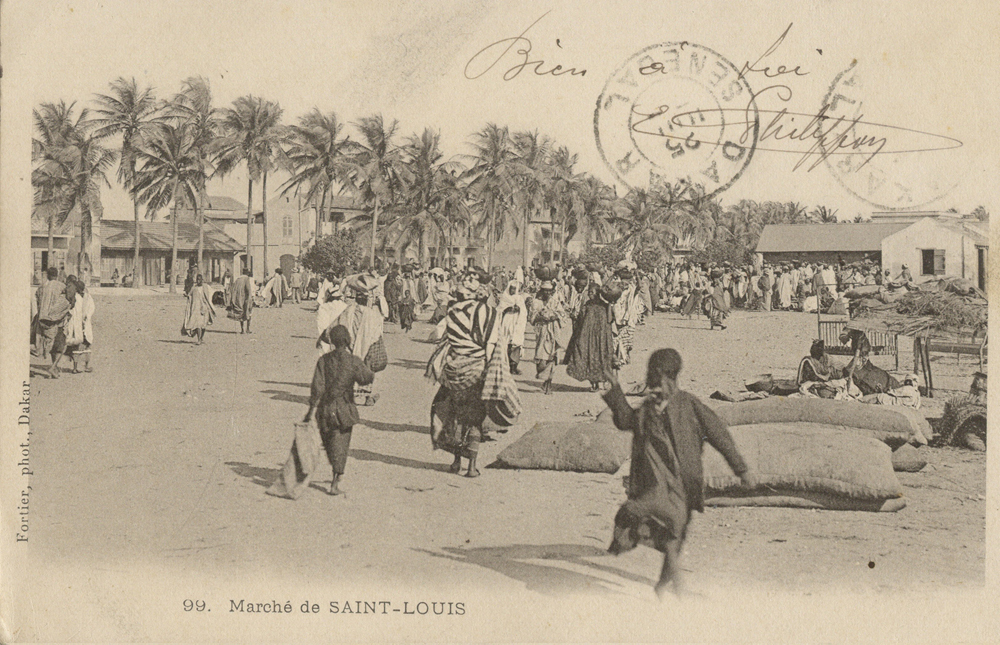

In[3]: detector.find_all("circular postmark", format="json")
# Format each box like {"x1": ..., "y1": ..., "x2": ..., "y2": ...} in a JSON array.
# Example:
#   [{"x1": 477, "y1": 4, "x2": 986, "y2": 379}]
[
  {"x1": 821, "y1": 60, "x2": 965, "y2": 211},
  {"x1": 595, "y1": 42, "x2": 759, "y2": 195}
]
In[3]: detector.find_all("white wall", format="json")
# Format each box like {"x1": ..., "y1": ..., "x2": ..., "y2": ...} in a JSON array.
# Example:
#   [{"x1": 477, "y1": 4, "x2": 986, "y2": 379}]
[{"x1": 881, "y1": 218, "x2": 977, "y2": 284}]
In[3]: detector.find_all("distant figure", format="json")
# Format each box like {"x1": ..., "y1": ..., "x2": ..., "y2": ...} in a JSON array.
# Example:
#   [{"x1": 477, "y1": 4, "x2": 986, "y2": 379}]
[
  {"x1": 288, "y1": 267, "x2": 303, "y2": 304},
  {"x1": 111, "y1": 268, "x2": 120, "y2": 287},
  {"x1": 603, "y1": 349, "x2": 753, "y2": 599},
  {"x1": 316, "y1": 283, "x2": 348, "y2": 354},
  {"x1": 263, "y1": 268, "x2": 288, "y2": 307},
  {"x1": 564, "y1": 282, "x2": 621, "y2": 392},
  {"x1": 398, "y1": 289, "x2": 416, "y2": 333},
  {"x1": 303, "y1": 324, "x2": 375, "y2": 496},
  {"x1": 183, "y1": 275, "x2": 216, "y2": 345},
  {"x1": 34, "y1": 267, "x2": 71, "y2": 378},
  {"x1": 228, "y1": 268, "x2": 255, "y2": 334},
  {"x1": 184, "y1": 264, "x2": 198, "y2": 297},
  {"x1": 63, "y1": 275, "x2": 96, "y2": 372},
  {"x1": 529, "y1": 279, "x2": 569, "y2": 395}
]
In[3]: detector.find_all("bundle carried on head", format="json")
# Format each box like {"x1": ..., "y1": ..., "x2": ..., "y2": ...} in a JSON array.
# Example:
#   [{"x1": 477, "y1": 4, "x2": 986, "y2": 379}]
[{"x1": 534, "y1": 265, "x2": 555, "y2": 281}]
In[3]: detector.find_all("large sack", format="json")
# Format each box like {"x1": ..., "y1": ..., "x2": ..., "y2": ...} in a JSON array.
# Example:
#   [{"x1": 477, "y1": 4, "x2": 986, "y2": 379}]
[
  {"x1": 492, "y1": 420, "x2": 630, "y2": 473},
  {"x1": 702, "y1": 424, "x2": 906, "y2": 512},
  {"x1": 710, "y1": 397, "x2": 930, "y2": 446},
  {"x1": 891, "y1": 444, "x2": 927, "y2": 472}
]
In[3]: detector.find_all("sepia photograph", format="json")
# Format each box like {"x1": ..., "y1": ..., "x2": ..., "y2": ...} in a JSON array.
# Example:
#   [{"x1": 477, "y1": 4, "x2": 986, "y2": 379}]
[{"x1": 1, "y1": 0, "x2": 997, "y2": 641}]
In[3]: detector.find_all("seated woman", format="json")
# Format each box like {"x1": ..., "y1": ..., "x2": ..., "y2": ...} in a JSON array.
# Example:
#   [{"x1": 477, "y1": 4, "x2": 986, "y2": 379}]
[
  {"x1": 840, "y1": 329, "x2": 900, "y2": 395},
  {"x1": 797, "y1": 339, "x2": 842, "y2": 384}
]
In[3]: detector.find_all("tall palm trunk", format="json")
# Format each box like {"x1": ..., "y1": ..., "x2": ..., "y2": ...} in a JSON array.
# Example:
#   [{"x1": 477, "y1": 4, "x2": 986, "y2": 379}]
[
  {"x1": 245, "y1": 178, "x2": 254, "y2": 276},
  {"x1": 558, "y1": 218, "x2": 566, "y2": 264},
  {"x1": 132, "y1": 162, "x2": 142, "y2": 288},
  {"x1": 170, "y1": 178, "x2": 180, "y2": 294},
  {"x1": 486, "y1": 194, "x2": 495, "y2": 270},
  {"x1": 47, "y1": 217, "x2": 55, "y2": 271},
  {"x1": 370, "y1": 193, "x2": 380, "y2": 269},
  {"x1": 79, "y1": 203, "x2": 93, "y2": 279},
  {"x1": 316, "y1": 186, "x2": 327, "y2": 242},
  {"x1": 262, "y1": 171, "x2": 269, "y2": 278},
  {"x1": 196, "y1": 193, "x2": 204, "y2": 272},
  {"x1": 522, "y1": 206, "x2": 530, "y2": 270},
  {"x1": 197, "y1": 176, "x2": 207, "y2": 271}
]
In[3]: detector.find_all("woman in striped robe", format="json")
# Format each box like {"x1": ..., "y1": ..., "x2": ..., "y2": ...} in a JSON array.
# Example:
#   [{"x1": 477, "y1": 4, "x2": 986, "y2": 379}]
[{"x1": 427, "y1": 275, "x2": 498, "y2": 477}]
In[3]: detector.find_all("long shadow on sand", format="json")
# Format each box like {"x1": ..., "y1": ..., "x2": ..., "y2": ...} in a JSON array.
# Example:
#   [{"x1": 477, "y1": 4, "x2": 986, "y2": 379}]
[
  {"x1": 359, "y1": 419, "x2": 427, "y2": 434},
  {"x1": 260, "y1": 380, "x2": 310, "y2": 389},
  {"x1": 349, "y1": 448, "x2": 449, "y2": 472},
  {"x1": 261, "y1": 389, "x2": 309, "y2": 405},
  {"x1": 414, "y1": 544, "x2": 654, "y2": 596},
  {"x1": 206, "y1": 328, "x2": 238, "y2": 335},
  {"x1": 390, "y1": 358, "x2": 428, "y2": 371},
  {"x1": 226, "y1": 461, "x2": 280, "y2": 488}
]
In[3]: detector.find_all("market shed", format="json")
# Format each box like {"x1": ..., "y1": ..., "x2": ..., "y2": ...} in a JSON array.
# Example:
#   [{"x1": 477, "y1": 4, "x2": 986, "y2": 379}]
[
  {"x1": 755, "y1": 223, "x2": 909, "y2": 265},
  {"x1": 100, "y1": 220, "x2": 243, "y2": 286}
]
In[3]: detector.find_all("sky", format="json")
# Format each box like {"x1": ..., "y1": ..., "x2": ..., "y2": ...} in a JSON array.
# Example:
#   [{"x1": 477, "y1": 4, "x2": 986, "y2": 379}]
[{"x1": 7, "y1": 0, "x2": 1000, "y2": 223}]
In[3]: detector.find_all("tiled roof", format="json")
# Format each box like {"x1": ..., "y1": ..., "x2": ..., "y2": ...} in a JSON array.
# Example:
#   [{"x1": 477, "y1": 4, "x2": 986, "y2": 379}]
[
  {"x1": 101, "y1": 219, "x2": 243, "y2": 252},
  {"x1": 756, "y1": 223, "x2": 910, "y2": 253}
]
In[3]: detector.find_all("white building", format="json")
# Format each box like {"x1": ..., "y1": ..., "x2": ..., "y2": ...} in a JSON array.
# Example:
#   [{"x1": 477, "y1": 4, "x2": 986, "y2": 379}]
[{"x1": 881, "y1": 217, "x2": 988, "y2": 290}]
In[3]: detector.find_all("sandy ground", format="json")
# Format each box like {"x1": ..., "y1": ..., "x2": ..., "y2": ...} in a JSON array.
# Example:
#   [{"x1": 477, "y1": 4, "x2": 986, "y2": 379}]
[{"x1": 18, "y1": 291, "x2": 988, "y2": 639}]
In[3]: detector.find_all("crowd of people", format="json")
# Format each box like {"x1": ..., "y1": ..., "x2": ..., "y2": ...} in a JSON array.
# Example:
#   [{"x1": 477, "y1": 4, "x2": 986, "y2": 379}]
[
  {"x1": 31, "y1": 267, "x2": 95, "y2": 378},
  {"x1": 31, "y1": 251, "x2": 923, "y2": 600}
]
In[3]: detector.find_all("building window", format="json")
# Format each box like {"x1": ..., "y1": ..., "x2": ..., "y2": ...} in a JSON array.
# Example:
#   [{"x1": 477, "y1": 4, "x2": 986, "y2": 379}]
[
  {"x1": 921, "y1": 249, "x2": 945, "y2": 276},
  {"x1": 282, "y1": 216, "x2": 293, "y2": 240}
]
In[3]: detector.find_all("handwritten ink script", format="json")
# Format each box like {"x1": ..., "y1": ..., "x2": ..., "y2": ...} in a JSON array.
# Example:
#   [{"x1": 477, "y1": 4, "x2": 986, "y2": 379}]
[
  {"x1": 464, "y1": 11, "x2": 587, "y2": 81},
  {"x1": 628, "y1": 24, "x2": 961, "y2": 172}
]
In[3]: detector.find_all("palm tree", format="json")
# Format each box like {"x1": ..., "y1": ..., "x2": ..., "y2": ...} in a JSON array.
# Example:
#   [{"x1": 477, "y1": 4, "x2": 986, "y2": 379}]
[
  {"x1": 214, "y1": 95, "x2": 283, "y2": 276},
  {"x1": 386, "y1": 128, "x2": 451, "y2": 264},
  {"x1": 547, "y1": 145, "x2": 580, "y2": 263},
  {"x1": 32, "y1": 102, "x2": 117, "y2": 279},
  {"x1": 132, "y1": 123, "x2": 201, "y2": 293},
  {"x1": 32, "y1": 101, "x2": 82, "y2": 264},
  {"x1": 809, "y1": 205, "x2": 839, "y2": 223},
  {"x1": 92, "y1": 77, "x2": 162, "y2": 287},
  {"x1": 351, "y1": 114, "x2": 410, "y2": 268},
  {"x1": 463, "y1": 124, "x2": 518, "y2": 269},
  {"x1": 785, "y1": 201, "x2": 809, "y2": 223},
  {"x1": 280, "y1": 108, "x2": 355, "y2": 244},
  {"x1": 511, "y1": 130, "x2": 552, "y2": 268},
  {"x1": 167, "y1": 77, "x2": 222, "y2": 270},
  {"x1": 432, "y1": 167, "x2": 472, "y2": 266},
  {"x1": 575, "y1": 174, "x2": 616, "y2": 246}
]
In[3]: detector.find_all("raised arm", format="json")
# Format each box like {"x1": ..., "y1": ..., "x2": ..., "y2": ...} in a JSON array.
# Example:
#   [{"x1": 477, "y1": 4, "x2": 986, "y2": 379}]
[
  {"x1": 305, "y1": 357, "x2": 327, "y2": 421},
  {"x1": 602, "y1": 372, "x2": 638, "y2": 433},
  {"x1": 693, "y1": 397, "x2": 748, "y2": 477}
]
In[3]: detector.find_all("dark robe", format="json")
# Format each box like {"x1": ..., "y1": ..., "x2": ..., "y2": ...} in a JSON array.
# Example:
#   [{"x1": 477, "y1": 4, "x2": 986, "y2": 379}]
[
  {"x1": 603, "y1": 385, "x2": 747, "y2": 553},
  {"x1": 309, "y1": 347, "x2": 375, "y2": 474},
  {"x1": 563, "y1": 296, "x2": 615, "y2": 383}
]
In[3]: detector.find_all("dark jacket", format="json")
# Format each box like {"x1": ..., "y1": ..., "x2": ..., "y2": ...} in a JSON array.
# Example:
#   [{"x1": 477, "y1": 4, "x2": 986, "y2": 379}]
[
  {"x1": 309, "y1": 348, "x2": 375, "y2": 428},
  {"x1": 604, "y1": 384, "x2": 747, "y2": 513}
]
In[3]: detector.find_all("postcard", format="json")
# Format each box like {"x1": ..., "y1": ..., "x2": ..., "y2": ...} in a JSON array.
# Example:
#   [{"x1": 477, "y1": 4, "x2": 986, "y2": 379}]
[{"x1": 1, "y1": 0, "x2": 997, "y2": 641}]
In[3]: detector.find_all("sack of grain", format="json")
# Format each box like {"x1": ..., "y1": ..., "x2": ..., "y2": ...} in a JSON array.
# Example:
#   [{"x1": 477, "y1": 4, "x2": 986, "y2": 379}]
[
  {"x1": 492, "y1": 420, "x2": 630, "y2": 473},
  {"x1": 891, "y1": 444, "x2": 927, "y2": 472},
  {"x1": 710, "y1": 397, "x2": 930, "y2": 446},
  {"x1": 702, "y1": 424, "x2": 905, "y2": 512}
]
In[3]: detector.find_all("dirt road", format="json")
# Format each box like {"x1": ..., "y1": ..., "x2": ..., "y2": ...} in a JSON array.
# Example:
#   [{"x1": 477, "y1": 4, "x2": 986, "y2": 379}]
[{"x1": 18, "y1": 292, "x2": 987, "y2": 640}]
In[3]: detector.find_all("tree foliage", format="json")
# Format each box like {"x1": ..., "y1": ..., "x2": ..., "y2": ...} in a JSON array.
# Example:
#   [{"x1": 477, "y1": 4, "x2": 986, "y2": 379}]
[{"x1": 300, "y1": 229, "x2": 365, "y2": 278}]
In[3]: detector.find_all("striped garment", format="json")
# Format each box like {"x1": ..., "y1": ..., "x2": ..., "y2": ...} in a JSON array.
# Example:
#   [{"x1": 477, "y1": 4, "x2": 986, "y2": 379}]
[{"x1": 445, "y1": 299, "x2": 498, "y2": 359}]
